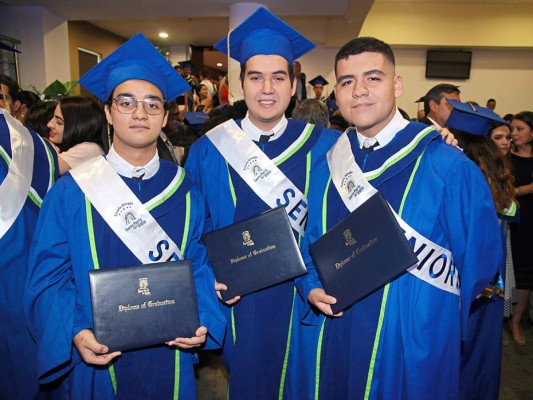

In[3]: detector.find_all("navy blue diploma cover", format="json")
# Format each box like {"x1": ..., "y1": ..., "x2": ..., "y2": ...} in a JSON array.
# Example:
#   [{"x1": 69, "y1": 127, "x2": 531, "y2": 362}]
[
  {"x1": 309, "y1": 192, "x2": 418, "y2": 314},
  {"x1": 202, "y1": 206, "x2": 307, "y2": 302},
  {"x1": 89, "y1": 260, "x2": 200, "y2": 352}
]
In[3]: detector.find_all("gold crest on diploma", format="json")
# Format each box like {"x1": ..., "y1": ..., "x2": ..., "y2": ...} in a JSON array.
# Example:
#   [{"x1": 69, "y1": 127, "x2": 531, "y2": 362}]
[
  {"x1": 137, "y1": 277, "x2": 151, "y2": 296},
  {"x1": 343, "y1": 229, "x2": 356, "y2": 246},
  {"x1": 242, "y1": 230, "x2": 255, "y2": 246}
]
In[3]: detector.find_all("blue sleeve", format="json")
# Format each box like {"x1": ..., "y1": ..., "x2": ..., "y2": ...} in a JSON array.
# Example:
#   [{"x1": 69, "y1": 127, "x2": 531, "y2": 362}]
[
  {"x1": 440, "y1": 156, "x2": 503, "y2": 339},
  {"x1": 24, "y1": 181, "x2": 81, "y2": 384},
  {"x1": 185, "y1": 185, "x2": 226, "y2": 348}
]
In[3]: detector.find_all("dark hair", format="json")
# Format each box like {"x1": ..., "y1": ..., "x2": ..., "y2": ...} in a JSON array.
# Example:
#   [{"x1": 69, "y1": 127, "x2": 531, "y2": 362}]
[
  {"x1": 453, "y1": 130, "x2": 514, "y2": 213},
  {"x1": 502, "y1": 113, "x2": 514, "y2": 122},
  {"x1": 335, "y1": 37, "x2": 395, "y2": 75},
  {"x1": 329, "y1": 114, "x2": 349, "y2": 132},
  {"x1": 201, "y1": 100, "x2": 248, "y2": 134},
  {"x1": 488, "y1": 121, "x2": 510, "y2": 138},
  {"x1": 25, "y1": 100, "x2": 57, "y2": 139},
  {"x1": 423, "y1": 84, "x2": 461, "y2": 115},
  {"x1": 487, "y1": 98, "x2": 496, "y2": 103},
  {"x1": 0, "y1": 73, "x2": 20, "y2": 101},
  {"x1": 292, "y1": 99, "x2": 329, "y2": 127},
  {"x1": 18, "y1": 90, "x2": 41, "y2": 109},
  {"x1": 239, "y1": 60, "x2": 295, "y2": 87},
  {"x1": 57, "y1": 96, "x2": 105, "y2": 152},
  {"x1": 200, "y1": 69, "x2": 210, "y2": 79},
  {"x1": 511, "y1": 111, "x2": 533, "y2": 155}
]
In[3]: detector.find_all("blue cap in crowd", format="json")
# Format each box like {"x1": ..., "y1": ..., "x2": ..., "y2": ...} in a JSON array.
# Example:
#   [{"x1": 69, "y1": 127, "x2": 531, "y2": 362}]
[
  {"x1": 309, "y1": 75, "x2": 329, "y2": 87},
  {"x1": 446, "y1": 99, "x2": 509, "y2": 135}
]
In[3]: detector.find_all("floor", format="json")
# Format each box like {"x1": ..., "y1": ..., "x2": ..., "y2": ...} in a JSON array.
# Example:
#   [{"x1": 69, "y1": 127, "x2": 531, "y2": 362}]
[{"x1": 195, "y1": 317, "x2": 533, "y2": 399}]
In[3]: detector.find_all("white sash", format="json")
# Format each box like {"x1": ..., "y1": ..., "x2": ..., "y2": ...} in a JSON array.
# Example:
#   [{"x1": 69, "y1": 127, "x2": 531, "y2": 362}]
[
  {"x1": 70, "y1": 157, "x2": 184, "y2": 263},
  {"x1": 0, "y1": 110, "x2": 34, "y2": 239},
  {"x1": 207, "y1": 119, "x2": 309, "y2": 236},
  {"x1": 327, "y1": 131, "x2": 460, "y2": 296}
]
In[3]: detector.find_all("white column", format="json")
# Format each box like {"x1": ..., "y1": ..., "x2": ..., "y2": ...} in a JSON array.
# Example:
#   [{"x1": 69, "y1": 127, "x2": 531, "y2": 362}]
[{"x1": 227, "y1": 2, "x2": 266, "y2": 103}]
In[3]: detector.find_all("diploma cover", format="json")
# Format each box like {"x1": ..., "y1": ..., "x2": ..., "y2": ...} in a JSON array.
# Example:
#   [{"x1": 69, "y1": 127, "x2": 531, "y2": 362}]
[
  {"x1": 89, "y1": 260, "x2": 199, "y2": 352},
  {"x1": 309, "y1": 192, "x2": 418, "y2": 314},
  {"x1": 202, "y1": 206, "x2": 307, "y2": 301}
]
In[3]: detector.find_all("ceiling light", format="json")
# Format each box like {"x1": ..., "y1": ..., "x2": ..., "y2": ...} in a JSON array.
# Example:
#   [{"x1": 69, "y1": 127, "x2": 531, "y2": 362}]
[
  {"x1": 159, "y1": 32, "x2": 169, "y2": 38},
  {"x1": 216, "y1": 63, "x2": 223, "y2": 67}
]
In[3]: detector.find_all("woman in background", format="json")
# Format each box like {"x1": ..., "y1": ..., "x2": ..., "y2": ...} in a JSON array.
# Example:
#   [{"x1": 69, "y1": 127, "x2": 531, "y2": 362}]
[
  {"x1": 25, "y1": 100, "x2": 57, "y2": 139},
  {"x1": 47, "y1": 96, "x2": 105, "y2": 174},
  {"x1": 489, "y1": 121, "x2": 512, "y2": 156},
  {"x1": 193, "y1": 84, "x2": 213, "y2": 114},
  {"x1": 509, "y1": 111, "x2": 533, "y2": 345}
]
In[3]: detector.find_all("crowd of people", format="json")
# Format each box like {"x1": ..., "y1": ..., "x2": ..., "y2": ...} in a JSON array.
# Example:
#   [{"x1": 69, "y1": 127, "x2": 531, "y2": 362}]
[{"x1": 1, "y1": 6, "x2": 532, "y2": 400}]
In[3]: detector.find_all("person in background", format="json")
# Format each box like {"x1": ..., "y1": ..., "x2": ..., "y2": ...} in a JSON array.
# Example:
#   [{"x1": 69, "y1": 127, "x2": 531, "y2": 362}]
[
  {"x1": 0, "y1": 107, "x2": 58, "y2": 400},
  {"x1": 46, "y1": 96, "x2": 105, "y2": 175},
  {"x1": 489, "y1": 120, "x2": 512, "y2": 156},
  {"x1": 293, "y1": 60, "x2": 307, "y2": 102},
  {"x1": 419, "y1": 83, "x2": 461, "y2": 129},
  {"x1": 488, "y1": 120, "x2": 518, "y2": 331},
  {"x1": 508, "y1": 111, "x2": 533, "y2": 345},
  {"x1": 308, "y1": 75, "x2": 328, "y2": 103},
  {"x1": 487, "y1": 98, "x2": 497, "y2": 111},
  {"x1": 0, "y1": 73, "x2": 21, "y2": 117},
  {"x1": 25, "y1": 100, "x2": 57, "y2": 139},
  {"x1": 444, "y1": 99, "x2": 515, "y2": 398},
  {"x1": 25, "y1": 33, "x2": 225, "y2": 400},
  {"x1": 291, "y1": 98, "x2": 329, "y2": 127},
  {"x1": 193, "y1": 84, "x2": 213, "y2": 114},
  {"x1": 297, "y1": 36, "x2": 500, "y2": 399},
  {"x1": 15, "y1": 89, "x2": 41, "y2": 124},
  {"x1": 199, "y1": 69, "x2": 216, "y2": 99}
]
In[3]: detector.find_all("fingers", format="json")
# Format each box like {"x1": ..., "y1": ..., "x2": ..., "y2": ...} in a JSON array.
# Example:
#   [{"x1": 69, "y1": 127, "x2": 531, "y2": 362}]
[
  {"x1": 215, "y1": 281, "x2": 241, "y2": 305},
  {"x1": 73, "y1": 329, "x2": 122, "y2": 365},
  {"x1": 167, "y1": 326, "x2": 208, "y2": 349},
  {"x1": 308, "y1": 288, "x2": 343, "y2": 317}
]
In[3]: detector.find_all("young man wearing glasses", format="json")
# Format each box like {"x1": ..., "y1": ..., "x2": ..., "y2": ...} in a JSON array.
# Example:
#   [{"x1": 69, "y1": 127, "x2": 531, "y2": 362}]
[{"x1": 25, "y1": 34, "x2": 225, "y2": 399}]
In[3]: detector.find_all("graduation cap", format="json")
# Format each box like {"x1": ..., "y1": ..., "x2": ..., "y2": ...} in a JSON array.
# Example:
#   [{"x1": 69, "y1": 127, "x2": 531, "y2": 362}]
[
  {"x1": 183, "y1": 111, "x2": 209, "y2": 129},
  {"x1": 445, "y1": 99, "x2": 509, "y2": 135},
  {"x1": 213, "y1": 7, "x2": 315, "y2": 64},
  {"x1": 178, "y1": 60, "x2": 194, "y2": 70},
  {"x1": 0, "y1": 41, "x2": 21, "y2": 53},
  {"x1": 309, "y1": 75, "x2": 329, "y2": 87},
  {"x1": 78, "y1": 33, "x2": 190, "y2": 102}
]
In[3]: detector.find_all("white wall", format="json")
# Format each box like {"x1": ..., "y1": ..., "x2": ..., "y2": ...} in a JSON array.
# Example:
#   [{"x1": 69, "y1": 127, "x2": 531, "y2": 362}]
[{"x1": 0, "y1": 5, "x2": 70, "y2": 92}]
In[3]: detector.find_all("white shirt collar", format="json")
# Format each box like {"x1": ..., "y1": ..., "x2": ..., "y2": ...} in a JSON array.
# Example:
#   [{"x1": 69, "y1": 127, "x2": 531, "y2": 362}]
[
  {"x1": 426, "y1": 116, "x2": 442, "y2": 130},
  {"x1": 356, "y1": 109, "x2": 409, "y2": 150},
  {"x1": 106, "y1": 145, "x2": 160, "y2": 180},
  {"x1": 241, "y1": 112, "x2": 288, "y2": 142}
]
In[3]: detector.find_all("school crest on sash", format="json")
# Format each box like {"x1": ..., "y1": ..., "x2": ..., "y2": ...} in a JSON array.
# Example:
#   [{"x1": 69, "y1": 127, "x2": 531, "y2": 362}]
[
  {"x1": 341, "y1": 171, "x2": 364, "y2": 200},
  {"x1": 115, "y1": 201, "x2": 147, "y2": 232},
  {"x1": 244, "y1": 156, "x2": 271, "y2": 182}
]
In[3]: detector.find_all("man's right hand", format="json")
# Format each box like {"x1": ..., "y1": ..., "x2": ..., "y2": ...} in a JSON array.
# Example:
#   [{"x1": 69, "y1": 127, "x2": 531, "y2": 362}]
[
  {"x1": 73, "y1": 329, "x2": 121, "y2": 365},
  {"x1": 308, "y1": 288, "x2": 343, "y2": 317}
]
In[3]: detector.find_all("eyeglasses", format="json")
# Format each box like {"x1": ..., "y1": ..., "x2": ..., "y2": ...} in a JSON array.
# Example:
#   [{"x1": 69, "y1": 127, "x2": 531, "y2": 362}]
[{"x1": 112, "y1": 96, "x2": 166, "y2": 115}]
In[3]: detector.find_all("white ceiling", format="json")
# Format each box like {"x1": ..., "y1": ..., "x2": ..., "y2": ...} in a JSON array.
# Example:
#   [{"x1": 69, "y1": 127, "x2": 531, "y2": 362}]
[{"x1": 5, "y1": 0, "x2": 530, "y2": 49}]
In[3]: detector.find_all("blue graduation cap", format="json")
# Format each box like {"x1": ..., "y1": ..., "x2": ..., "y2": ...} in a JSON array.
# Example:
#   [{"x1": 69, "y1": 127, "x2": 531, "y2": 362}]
[
  {"x1": 445, "y1": 99, "x2": 509, "y2": 135},
  {"x1": 309, "y1": 75, "x2": 329, "y2": 87},
  {"x1": 178, "y1": 60, "x2": 194, "y2": 70},
  {"x1": 213, "y1": 7, "x2": 315, "y2": 64},
  {"x1": 78, "y1": 33, "x2": 190, "y2": 102}
]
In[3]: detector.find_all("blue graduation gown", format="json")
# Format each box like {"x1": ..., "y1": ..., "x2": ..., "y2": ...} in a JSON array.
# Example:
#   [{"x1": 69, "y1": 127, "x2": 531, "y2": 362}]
[
  {"x1": 296, "y1": 122, "x2": 502, "y2": 399},
  {"x1": 25, "y1": 159, "x2": 226, "y2": 400},
  {"x1": 0, "y1": 115, "x2": 58, "y2": 399},
  {"x1": 186, "y1": 119, "x2": 340, "y2": 399}
]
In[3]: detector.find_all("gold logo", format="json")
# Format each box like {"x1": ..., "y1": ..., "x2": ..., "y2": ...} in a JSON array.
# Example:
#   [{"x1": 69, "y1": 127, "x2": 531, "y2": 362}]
[
  {"x1": 343, "y1": 229, "x2": 356, "y2": 246},
  {"x1": 138, "y1": 277, "x2": 151, "y2": 296},
  {"x1": 242, "y1": 230, "x2": 255, "y2": 246}
]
